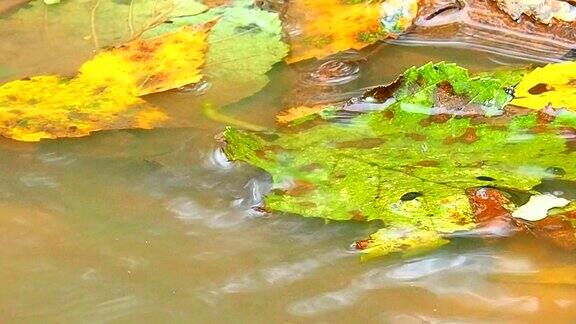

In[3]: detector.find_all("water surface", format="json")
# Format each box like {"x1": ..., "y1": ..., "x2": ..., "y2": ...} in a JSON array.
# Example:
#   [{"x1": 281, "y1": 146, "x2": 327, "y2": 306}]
[{"x1": 0, "y1": 4, "x2": 575, "y2": 323}]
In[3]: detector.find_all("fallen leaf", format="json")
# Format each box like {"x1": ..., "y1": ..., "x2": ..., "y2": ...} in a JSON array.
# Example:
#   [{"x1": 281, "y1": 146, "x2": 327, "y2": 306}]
[
  {"x1": 0, "y1": 76, "x2": 168, "y2": 141},
  {"x1": 222, "y1": 62, "x2": 576, "y2": 259},
  {"x1": 279, "y1": 62, "x2": 524, "y2": 123},
  {"x1": 77, "y1": 26, "x2": 209, "y2": 96},
  {"x1": 466, "y1": 187, "x2": 518, "y2": 237},
  {"x1": 0, "y1": 27, "x2": 211, "y2": 141},
  {"x1": 359, "y1": 228, "x2": 449, "y2": 261},
  {"x1": 511, "y1": 61, "x2": 576, "y2": 111},
  {"x1": 527, "y1": 205, "x2": 576, "y2": 250},
  {"x1": 284, "y1": 0, "x2": 418, "y2": 63},
  {"x1": 144, "y1": 0, "x2": 289, "y2": 105}
]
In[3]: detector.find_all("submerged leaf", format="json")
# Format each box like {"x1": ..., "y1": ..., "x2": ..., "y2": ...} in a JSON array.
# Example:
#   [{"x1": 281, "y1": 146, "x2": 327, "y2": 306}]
[
  {"x1": 0, "y1": 76, "x2": 167, "y2": 141},
  {"x1": 223, "y1": 63, "x2": 576, "y2": 259},
  {"x1": 490, "y1": 266, "x2": 576, "y2": 285},
  {"x1": 284, "y1": 0, "x2": 418, "y2": 63},
  {"x1": 0, "y1": 0, "x2": 210, "y2": 81},
  {"x1": 1, "y1": 0, "x2": 208, "y2": 47},
  {"x1": 145, "y1": 0, "x2": 289, "y2": 105},
  {"x1": 511, "y1": 61, "x2": 576, "y2": 111},
  {"x1": 284, "y1": 0, "x2": 381, "y2": 63}
]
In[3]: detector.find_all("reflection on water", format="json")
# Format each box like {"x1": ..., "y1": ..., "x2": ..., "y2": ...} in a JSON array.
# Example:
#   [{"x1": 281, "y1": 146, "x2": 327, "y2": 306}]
[{"x1": 0, "y1": 7, "x2": 575, "y2": 322}]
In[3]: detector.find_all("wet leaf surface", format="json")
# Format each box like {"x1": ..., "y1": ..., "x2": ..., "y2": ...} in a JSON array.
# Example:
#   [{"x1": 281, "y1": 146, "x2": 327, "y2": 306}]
[
  {"x1": 223, "y1": 62, "x2": 576, "y2": 259},
  {"x1": 0, "y1": 75, "x2": 167, "y2": 141}
]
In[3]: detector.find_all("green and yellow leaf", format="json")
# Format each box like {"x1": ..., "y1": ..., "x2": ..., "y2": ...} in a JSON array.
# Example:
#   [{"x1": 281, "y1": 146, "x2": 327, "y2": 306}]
[
  {"x1": 222, "y1": 62, "x2": 576, "y2": 259},
  {"x1": 145, "y1": 0, "x2": 289, "y2": 105},
  {"x1": 0, "y1": 76, "x2": 167, "y2": 142}
]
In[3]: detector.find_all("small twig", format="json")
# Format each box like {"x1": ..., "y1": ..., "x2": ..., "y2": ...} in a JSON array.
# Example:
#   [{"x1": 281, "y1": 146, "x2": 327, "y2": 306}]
[
  {"x1": 90, "y1": 0, "x2": 102, "y2": 50},
  {"x1": 128, "y1": 0, "x2": 135, "y2": 37}
]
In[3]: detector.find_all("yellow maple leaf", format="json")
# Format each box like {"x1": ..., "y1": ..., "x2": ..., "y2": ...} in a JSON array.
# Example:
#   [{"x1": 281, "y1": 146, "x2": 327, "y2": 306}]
[
  {"x1": 285, "y1": 0, "x2": 418, "y2": 64},
  {"x1": 77, "y1": 26, "x2": 209, "y2": 96},
  {"x1": 511, "y1": 61, "x2": 576, "y2": 111},
  {"x1": 0, "y1": 27, "x2": 209, "y2": 142},
  {"x1": 0, "y1": 76, "x2": 168, "y2": 142}
]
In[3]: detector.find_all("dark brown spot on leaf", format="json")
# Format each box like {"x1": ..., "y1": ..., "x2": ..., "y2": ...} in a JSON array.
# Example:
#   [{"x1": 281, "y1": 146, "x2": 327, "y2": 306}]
[
  {"x1": 417, "y1": 160, "x2": 439, "y2": 167},
  {"x1": 349, "y1": 210, "x2": 366, "y2": 221},
  {"x1": 286, "y1": 180, "x2": 316, "y2": 197},
  {"x1": 527, "y1": 83, "x2": 552, "y2": 95},
  {"x1": 335, "y1": 138, "x2": 384, "y2": 149},
  {"x1": 407, "y1": 133, "x2": 427, "y2": 141},
  {"x1": 299, "y1": 163, "x2": 322, "y2": 172}
]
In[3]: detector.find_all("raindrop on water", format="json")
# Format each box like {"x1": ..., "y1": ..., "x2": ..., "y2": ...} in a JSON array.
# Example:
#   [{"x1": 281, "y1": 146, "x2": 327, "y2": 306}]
[{"x1": 307, "y1": 60, "x2": 361, "y2": 86}]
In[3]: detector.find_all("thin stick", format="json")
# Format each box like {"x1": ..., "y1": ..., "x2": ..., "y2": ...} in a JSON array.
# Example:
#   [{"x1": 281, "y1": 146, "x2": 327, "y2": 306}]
[
  {"x1": 90, "y1": 0, "x2": 101, "y2": 50},
  {"x1": 128, "y1": 0, "x2": 136, "y2": 37}
]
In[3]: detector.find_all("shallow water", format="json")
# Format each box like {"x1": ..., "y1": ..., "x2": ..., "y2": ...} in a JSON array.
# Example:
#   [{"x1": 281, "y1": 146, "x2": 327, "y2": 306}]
[{"x1": 1, "y1": 3, "x2": 576, "y2": 323}]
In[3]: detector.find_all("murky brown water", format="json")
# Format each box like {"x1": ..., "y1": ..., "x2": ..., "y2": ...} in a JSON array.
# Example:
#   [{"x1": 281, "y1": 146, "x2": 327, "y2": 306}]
[{"x1": 1, "y1": 3, "x2": 575, "y2": 323}]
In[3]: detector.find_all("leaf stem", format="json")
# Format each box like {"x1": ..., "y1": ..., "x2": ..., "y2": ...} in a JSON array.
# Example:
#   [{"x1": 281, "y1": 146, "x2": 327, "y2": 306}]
[
  {"x1": 202, "y1": 103, "x2": 266, "y2": 132},
  {"x1": 90, "y1": 0, "x2": 101, "y2": 50}
]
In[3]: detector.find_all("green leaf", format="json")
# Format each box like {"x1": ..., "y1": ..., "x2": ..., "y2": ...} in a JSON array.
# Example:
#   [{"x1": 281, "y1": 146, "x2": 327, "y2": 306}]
[
  {"x1": 350, "y1": 62, "x2": 524, "y2": 116},
  {"x1": 222, "y1": 63, "x2": 576, "y2": 259},
  {"x1": 145, "y1": 0, "x2": 289, "y2": 105}
]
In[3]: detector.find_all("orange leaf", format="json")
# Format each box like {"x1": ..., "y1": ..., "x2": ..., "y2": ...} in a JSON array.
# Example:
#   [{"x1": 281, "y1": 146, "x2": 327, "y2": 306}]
[{"x1": 284, "y1": 0, "x2": 383, "y2": 63}]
